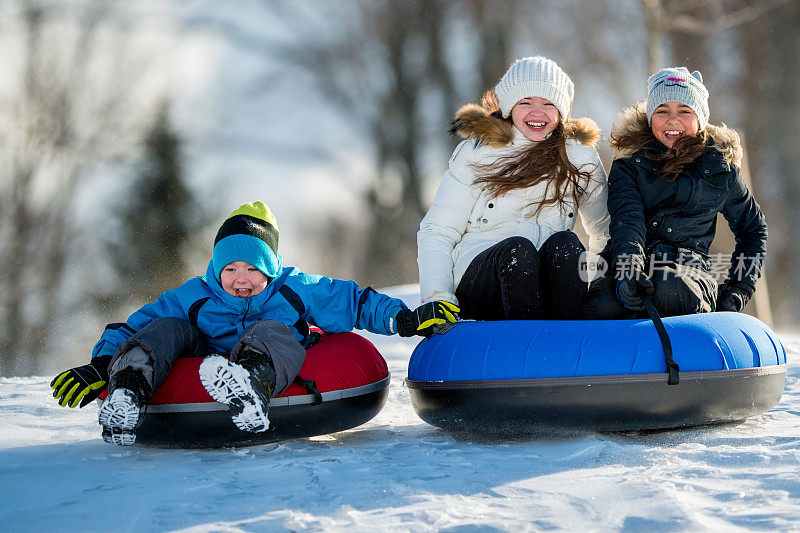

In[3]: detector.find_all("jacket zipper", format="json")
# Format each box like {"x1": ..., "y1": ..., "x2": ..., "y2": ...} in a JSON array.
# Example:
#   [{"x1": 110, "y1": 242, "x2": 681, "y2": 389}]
[{"x1": 242, "y1": 299, "x2": 251, "y2": 330}]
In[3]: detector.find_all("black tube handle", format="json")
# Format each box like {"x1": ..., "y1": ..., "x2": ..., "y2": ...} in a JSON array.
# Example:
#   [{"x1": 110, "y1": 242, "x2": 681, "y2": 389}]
[{"x1": 640, "y1": 294, "x2": 680, "y2": 385}]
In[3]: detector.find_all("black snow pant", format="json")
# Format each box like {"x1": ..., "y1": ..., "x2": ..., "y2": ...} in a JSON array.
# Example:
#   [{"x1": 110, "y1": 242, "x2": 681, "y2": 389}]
[
  {"x1": 582, "y1": 261, "x2": 717, "y2": 319},
  {"x1": 109, "y1": 317, "x2": 306, "y2": 400},
  {"x1": 455, "y1": 232, "x2": 587, "y2": 321}
]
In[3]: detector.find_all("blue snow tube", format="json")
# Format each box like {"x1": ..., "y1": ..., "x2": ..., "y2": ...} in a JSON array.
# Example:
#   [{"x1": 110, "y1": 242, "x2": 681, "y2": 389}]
[{"x1": 406, "y1": 312, "x2": 787, "y2": 432}]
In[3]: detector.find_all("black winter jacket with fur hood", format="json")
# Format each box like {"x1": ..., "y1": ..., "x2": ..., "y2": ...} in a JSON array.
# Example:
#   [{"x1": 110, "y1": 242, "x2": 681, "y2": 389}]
[{"x1": 607, "y1": 102, "x2": 767, "y2": 292}]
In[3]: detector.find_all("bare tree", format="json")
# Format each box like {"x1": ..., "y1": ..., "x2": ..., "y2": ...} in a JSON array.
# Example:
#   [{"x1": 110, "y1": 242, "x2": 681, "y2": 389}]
[
  {"x1": 737, "y1": 0, "x2": 800, "y2": 322},
  {"x1": 639, "y1": 0, "x2": 790, "y2": 73},
  {"x1": 232, "y1": 0, "x2": 524, "y2": 287},
  {"x1": 0, "y1": 2, "x2": 167, "y2": 375}
]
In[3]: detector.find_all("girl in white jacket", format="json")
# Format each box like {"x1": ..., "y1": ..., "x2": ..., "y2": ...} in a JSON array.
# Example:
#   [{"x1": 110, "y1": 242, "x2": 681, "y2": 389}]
[{"x1": 418, "y1": 56, "x2": 610, "y2": 320}]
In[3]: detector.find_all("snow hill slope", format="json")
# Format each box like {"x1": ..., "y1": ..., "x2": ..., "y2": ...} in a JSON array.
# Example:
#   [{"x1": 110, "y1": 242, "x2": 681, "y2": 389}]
[{"x1": 1, "y1": 287, "x2": 799, "y2": 532}]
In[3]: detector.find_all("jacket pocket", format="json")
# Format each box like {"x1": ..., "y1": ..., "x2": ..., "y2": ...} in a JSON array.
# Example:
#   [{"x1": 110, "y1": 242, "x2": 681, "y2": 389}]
[
  {"x1": 692, "y1": 173, "x2": 730, "y2": 212},
  {"x1": 469, "y1": 191, "x2": 524, "y2": 230},
  {"x1": 466, "y1": 195, "x2": 488, "y2": 229}
]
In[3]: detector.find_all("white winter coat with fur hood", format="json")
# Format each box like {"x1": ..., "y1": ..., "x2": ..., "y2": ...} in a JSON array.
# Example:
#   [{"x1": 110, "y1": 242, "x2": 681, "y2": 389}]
[{"x1": 417, "y1": 107, "x2": 611, "y2": 305}]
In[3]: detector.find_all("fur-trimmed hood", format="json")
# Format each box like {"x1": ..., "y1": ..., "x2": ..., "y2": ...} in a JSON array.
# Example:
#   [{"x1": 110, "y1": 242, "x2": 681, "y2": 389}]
[
  {"x1": 450, "y1": 98, "x2": 601, "y2": 149},
  {"x1": 610, "y1": 101, "x2": 743, "y2": 166}
]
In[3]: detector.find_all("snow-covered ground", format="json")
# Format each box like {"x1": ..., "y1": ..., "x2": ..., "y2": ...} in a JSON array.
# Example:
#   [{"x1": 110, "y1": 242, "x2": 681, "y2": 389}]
[{"x1": 1, "y1": 288, "x2": 799, "y2": 532}]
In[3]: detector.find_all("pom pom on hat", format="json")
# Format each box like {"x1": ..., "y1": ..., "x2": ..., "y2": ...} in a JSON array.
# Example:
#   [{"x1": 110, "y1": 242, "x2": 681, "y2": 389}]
[
  {"x1": 212, "y1": 201, "x2": 281, "y2": 282},
  {"x1": 646, "y1": 67, "x2": 710, "y2": 130},
  {"x1": 495, "y1": 56, "x2": 575, "y2": 120}
]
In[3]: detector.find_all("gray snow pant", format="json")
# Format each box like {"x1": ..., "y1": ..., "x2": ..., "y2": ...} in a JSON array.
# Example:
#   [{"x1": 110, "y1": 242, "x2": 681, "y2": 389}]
[
  {"x1": 583, "y1": 263, "x2": 717, "y2": 319},
  {"x1": 109, "y1": 317, "x2": 306, "y2": 399}
]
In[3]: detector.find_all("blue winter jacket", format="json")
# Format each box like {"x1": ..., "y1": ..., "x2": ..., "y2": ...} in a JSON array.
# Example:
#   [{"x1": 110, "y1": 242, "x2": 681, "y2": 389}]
[{"x1": 91, "y1": 261, "x2": 407, "y2": 360}]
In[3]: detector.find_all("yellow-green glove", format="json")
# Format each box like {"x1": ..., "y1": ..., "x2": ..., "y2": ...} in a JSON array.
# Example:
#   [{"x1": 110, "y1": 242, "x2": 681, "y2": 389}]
[
  {"x1": 396, "y1": 301, "x2": 460, "y2": 337},
  {"x1": 50, "y1": 355, "x2": 111, "y2": 408}
]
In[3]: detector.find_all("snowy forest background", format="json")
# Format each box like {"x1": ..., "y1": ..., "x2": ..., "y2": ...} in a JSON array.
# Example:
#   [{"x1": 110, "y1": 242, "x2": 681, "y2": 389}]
[{"x1": 1, "y1": 0, "x2": 798, "y2": 377}]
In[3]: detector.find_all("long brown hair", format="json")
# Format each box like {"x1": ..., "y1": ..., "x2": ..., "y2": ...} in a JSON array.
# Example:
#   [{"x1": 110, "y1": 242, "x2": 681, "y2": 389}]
[
  {"x1": 472, "y1": 118, "x2": 594, "y2": 216},
  {"x1": 654, "y1": 130, "x2": 708, "y2": 181},
  {"x1": 609, "y1": 112, "x2": 708, "y2": 182}
]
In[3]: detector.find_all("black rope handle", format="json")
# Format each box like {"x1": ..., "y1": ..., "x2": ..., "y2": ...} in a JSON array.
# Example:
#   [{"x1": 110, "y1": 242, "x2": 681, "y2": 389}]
[
  {"x1": 640, "y1": 294, "x2": 680, "y2": 385},
  {"x1": 293, "y1": 376, "x2": 323, "y2": 405}
]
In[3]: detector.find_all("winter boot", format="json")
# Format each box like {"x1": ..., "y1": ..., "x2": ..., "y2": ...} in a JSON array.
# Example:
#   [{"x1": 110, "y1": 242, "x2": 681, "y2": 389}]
[
  {"x1": 98, "y1": 367, "x2": 151, "y2": 446},
  {"x1": 199, "y1": 348, "x2": 277, "y2": 433}
]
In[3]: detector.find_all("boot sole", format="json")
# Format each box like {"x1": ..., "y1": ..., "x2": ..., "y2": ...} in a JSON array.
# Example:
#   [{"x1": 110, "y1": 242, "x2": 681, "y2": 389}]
[
  {"x1": 98, "y1": 389, "x2": 141, "y2": 446},
  {"x1": 199, "y1": 355, "x2": 270, "y2": 433}
]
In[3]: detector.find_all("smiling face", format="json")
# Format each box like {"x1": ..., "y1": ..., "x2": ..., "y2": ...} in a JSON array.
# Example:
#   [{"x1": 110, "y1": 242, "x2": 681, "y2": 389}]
[
  {"x1": 650, "y1": 101, "x2": 700, "y2": 148},
  {"x1": 220, "y1": 261, "x2": 269, "y2": 298},
  {"x1": 510, "y1": 97, "x2": 561, "y2": 142}
]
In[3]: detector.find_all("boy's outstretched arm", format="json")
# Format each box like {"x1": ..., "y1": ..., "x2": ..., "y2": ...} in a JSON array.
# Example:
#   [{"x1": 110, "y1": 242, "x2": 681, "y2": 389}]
[
  {"x1": 295, "y1": 272, "x2": 458, "y2": 337},
  {"x1": 297, "y1": 274, "x2": 404, "y2": 335}
]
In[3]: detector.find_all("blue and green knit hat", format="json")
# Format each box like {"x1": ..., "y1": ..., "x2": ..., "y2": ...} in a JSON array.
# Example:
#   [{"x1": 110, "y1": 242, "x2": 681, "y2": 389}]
[{"x1": 212, "y1": 201, "x2": 280, "y2": 281}]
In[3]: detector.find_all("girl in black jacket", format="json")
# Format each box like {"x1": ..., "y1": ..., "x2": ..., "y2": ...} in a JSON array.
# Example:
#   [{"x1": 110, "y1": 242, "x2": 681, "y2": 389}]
[{"x1": 584, "y1": 67, "x2": 767, "y2": 319}]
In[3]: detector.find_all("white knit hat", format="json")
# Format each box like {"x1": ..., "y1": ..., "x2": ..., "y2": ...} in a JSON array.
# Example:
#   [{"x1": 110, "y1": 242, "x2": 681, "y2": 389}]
[
  {"x1": 646, "y1": 67, "x2": 709, "y2": 130},
  {"x1": 495, "y1": 56, "x2": 574, "y2": 120}
]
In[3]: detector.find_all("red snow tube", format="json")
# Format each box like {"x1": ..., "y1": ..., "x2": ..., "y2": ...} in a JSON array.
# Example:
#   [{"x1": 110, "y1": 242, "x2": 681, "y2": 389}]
[{"x1": 128, "y1": 331, "x2": 389, "y2": 447}]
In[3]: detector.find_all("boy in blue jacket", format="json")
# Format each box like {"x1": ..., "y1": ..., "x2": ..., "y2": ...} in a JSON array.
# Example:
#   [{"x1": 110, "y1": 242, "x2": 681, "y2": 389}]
[{"x1": 51, "y1": 201, "x2": 458, "y2": 445}]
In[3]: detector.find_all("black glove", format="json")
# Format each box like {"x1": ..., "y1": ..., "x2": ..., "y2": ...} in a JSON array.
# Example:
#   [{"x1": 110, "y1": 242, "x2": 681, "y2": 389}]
[
  {"x1": 50, "y1": 355, "x2": 111, "y2": 408},
  {"x1": 396, "y1": 301, "x2": 460, "y2": 337},
  {"x1": 717, "y1": 281, "x2": 752, "y2": 312},
  {"x1": 616, "y1": 271, "x2": 654, "y2": 312}
]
